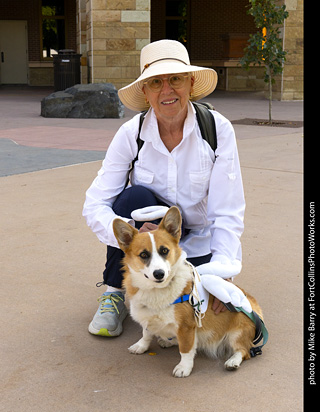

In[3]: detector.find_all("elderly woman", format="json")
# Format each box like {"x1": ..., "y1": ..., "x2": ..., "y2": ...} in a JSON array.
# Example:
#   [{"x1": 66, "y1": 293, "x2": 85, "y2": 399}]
[{"x1": 83, "y1": 40, "x2": 245, "y2": 337}]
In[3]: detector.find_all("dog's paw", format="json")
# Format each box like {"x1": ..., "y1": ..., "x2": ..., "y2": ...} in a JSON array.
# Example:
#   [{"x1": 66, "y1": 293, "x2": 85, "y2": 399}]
[
  {"x1": 224, "y1": 351, "x2": 243, "y2": 371},
  {"x1": 173, "y1": 362, "x2": 193, "y2": 378},
  {"x1": 128, "y1": 341, "x2": 149, "y2": 355},
  {"x1": 158, "y1": 337, "x2": 178, "y2": 348}
]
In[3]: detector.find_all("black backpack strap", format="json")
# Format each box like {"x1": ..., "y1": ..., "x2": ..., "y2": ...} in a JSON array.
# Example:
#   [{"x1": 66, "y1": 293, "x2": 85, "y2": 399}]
[
  {"x1": 192, "y1": 101, "x2": 217, "y2": 153},
  {"x1": 135, "y1": 110, "x2": 147, "y2": 160},
  {"x1": 126, "y1": 110, "x2": 147, "y2": 187}
]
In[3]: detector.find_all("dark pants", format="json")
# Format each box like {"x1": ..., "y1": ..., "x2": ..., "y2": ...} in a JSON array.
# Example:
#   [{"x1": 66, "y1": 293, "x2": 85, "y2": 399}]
[{"x1": 103, "y1": 185, "x2": 211, "y2": 288}]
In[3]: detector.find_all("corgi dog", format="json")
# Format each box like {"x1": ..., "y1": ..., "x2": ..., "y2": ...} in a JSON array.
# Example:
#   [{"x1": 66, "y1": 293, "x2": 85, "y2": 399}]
[{"x1": 113, "y1": 206, "x2": 263, "y2": 378}]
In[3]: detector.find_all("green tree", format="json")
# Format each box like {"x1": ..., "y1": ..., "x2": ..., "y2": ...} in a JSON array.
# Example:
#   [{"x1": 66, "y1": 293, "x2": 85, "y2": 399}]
[{"x1": 240, "y1": 0, "x2": 289, "y2": 124}]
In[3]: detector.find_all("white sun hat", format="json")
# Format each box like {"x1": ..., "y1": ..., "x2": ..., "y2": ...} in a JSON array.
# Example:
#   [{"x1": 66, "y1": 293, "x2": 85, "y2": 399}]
[{"x1": 118, "y1": 39, "x2": 218, "y2": 112}]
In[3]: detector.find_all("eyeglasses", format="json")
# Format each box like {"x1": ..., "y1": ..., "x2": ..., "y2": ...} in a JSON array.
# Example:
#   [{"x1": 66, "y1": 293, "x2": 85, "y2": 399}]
[{"x1": 143, "y1": 74, "x2": 190, "y2": 92}]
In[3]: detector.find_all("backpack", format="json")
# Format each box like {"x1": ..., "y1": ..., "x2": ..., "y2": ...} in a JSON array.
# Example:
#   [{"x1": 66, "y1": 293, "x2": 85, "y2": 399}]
[{"x1": 128, "y1": 101, "x2": 217, "y2": 183}]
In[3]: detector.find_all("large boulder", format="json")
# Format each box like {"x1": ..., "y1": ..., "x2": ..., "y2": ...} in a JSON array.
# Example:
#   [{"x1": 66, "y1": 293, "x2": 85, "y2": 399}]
[{"x1": 41, "y1": 83, "x2": 125, "y2": 118}]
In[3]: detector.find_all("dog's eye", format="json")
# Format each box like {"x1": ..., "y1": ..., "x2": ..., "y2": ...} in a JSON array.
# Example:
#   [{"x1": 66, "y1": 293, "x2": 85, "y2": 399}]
[
  {"x1": 139, "y1": 251, "x2": 150, "y2": 260},
  {"x1": 159, "y1": 246, "x2": 169, "y2": 256}
]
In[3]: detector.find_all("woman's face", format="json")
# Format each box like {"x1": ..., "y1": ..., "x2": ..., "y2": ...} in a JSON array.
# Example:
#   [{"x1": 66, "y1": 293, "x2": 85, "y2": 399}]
[{"x1": 142, "y1": 73, "x2": 194, "y2": 123}]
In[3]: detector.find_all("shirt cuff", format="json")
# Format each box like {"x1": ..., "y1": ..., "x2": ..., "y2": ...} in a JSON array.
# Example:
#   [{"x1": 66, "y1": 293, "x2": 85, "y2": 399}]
[
  {"x1": 196, "y1": 256, "x2": 242, "y2": 279},
  {"x1": 108, "y1": 216, "x2": 136, "y2": 248}
]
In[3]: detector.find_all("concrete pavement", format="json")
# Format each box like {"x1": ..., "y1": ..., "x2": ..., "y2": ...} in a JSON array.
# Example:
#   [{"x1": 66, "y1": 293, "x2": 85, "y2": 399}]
[{"x1": 0, "y1": 86, "x2": 303, "y2": 412}]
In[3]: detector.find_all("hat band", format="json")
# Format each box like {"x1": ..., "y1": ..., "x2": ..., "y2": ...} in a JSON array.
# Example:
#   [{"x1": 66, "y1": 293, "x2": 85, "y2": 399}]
[{"x1": 142, "y1": 58, "x2": 189, "y2": 74}]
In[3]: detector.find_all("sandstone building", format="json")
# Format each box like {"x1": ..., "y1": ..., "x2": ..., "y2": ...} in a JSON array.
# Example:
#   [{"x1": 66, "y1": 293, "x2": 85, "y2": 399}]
[{"x1": 0, "y1": 0, "x2": 303, "y2": 100}]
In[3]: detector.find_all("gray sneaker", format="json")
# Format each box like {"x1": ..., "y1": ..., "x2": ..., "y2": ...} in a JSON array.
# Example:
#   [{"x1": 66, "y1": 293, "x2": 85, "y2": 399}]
[{"x1": 88, "y1": 291, "x2": 128, "y2": 337}]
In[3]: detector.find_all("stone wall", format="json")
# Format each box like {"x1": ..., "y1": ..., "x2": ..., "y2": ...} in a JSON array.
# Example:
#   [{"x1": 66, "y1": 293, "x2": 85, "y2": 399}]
[
  {"x1": 227, "y1": 66, "x2": 266, "y2": 92},
  {"x1": 281, "y1": 0, "x2": 303, "y2": 100},
  {"x1": 85, "y1": 0, "x2": 150, "y2": 89}
]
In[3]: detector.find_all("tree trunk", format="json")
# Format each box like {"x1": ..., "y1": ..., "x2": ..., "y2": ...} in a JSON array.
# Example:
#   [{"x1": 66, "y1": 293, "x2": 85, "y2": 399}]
[{"x1": 268, "y1": 70, "x2": 272, "y2": 125}]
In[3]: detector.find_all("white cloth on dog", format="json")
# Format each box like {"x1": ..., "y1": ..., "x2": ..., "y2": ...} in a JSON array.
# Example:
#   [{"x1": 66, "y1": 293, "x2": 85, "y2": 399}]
[
  {"x1": 192, "y1": 272, "x2": 210, "y2": 313},
  {"x1": 199, "y1": 275, "x2": 252, "y2": 313},
  {"x1": 190, "y1": 260, "x2": 252, "y2": 314},
  {"x1": 131, "y1": 205, "x2": 169, "y2": 222}
]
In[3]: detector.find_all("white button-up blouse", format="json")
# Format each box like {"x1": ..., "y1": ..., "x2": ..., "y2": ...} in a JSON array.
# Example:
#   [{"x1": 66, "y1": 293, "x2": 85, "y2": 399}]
[{"x1": 83, "y1": 102, "x2": 245, "y2": 264}]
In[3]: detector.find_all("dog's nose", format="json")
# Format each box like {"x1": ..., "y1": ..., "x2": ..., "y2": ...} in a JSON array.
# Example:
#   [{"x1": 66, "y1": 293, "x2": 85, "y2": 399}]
[{"x1": 153, "y1": 269, "x2": 165, "y2": 280}]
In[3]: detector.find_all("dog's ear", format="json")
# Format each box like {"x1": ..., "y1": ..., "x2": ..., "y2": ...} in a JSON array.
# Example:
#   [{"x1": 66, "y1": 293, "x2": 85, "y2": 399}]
[
  {"x1": 159, "y1": 206, "x2": 182, "y2": 240},
  {"x1": 113, "y1": 219, "x2": 138, "y2": 252}
]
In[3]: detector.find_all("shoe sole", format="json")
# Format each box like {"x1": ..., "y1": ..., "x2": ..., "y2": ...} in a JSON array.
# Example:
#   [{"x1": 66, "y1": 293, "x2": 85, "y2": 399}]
[{"x1": 88, "y1": 307, "x2": 128, "y2": 337}]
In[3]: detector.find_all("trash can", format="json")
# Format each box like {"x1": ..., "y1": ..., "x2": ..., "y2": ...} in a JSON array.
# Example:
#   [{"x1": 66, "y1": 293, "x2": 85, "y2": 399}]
[{"x1": 53, "y1": 49, "x2": 82, "y2": 91}]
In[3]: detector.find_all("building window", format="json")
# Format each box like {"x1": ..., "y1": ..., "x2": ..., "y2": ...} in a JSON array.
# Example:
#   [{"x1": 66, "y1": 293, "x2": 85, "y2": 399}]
[
  {"x1": 165, "y1": 0, "x2": 189, "y2": 48},
  {"x1": 41, "y1": 0, "x2": 66, "y2": 59}
]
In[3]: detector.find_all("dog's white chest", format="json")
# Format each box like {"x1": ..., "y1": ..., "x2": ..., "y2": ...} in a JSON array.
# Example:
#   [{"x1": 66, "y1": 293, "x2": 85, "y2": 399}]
[{"x1": 130, "y1": 300, "x2": 177, "y2": 339}]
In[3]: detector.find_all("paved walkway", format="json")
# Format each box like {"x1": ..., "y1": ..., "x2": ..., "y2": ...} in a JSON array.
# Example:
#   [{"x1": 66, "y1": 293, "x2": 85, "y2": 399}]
[
  {"x1": 0, "y1": 86, "x2": 303, "y2": 175},
  {"x1": 0, "y1": 86, "x2": 303, "y2": 412}
]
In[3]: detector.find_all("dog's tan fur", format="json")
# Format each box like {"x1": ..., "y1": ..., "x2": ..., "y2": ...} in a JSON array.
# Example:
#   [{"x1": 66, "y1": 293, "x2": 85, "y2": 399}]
[{"x1": 113, "y1": 207, "x2": 263, "y2": 377}]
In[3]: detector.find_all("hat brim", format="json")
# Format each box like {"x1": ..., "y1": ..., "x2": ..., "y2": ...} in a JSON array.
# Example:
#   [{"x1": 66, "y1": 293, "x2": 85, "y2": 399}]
[{"x1": 118, "y1": 60, "x2": 218, "y2": 112}]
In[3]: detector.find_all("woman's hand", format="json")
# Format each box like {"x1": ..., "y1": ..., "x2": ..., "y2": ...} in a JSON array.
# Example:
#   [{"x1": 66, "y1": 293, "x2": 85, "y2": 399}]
[
  {"x1": 212, "y1": 297, "x2": 228, "y2": 315},
  {"x1": 139, "y1": 222, "x2": 158, "y2": 233},
  {"x1": 211, "y1": 278, "x2": 232, "y2": 315}
]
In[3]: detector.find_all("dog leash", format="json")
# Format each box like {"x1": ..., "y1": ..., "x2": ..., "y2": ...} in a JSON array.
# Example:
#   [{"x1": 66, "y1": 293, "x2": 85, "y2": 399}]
[{"x1": 224, "y1": 302, "x2": 269, "y2": 357}]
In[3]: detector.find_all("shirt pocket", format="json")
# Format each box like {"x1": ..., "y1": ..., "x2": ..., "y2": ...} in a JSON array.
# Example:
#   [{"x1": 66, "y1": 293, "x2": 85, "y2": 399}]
[
  {"x1": 189, "y1": 169, "x2": 212, "y2": 202},
  {"x1": 133, "y1": 165, "x2": 154, "y2": 186}
]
